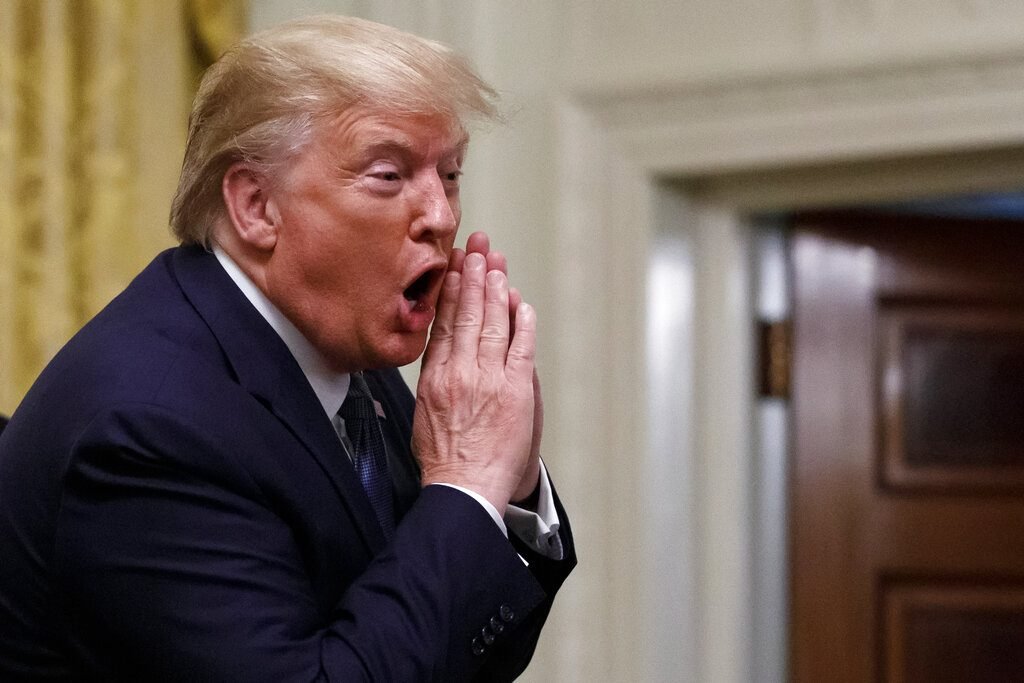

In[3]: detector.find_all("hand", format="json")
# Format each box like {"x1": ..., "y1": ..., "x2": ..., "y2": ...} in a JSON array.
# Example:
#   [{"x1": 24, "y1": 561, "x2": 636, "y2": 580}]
[
  {"x1": 413, "y1": 232, "x2": 537, "y2": 515},
  {"x1": 512, "y1": 370, "x2": 543, "y2": 505},
  {"x1": 448, "y1": 233, "x2": 544, "y2": 504}
]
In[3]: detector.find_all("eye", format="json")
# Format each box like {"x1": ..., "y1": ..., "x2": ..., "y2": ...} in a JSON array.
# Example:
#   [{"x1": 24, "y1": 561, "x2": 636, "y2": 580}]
[
  {"x1": 442, "y1": 169, "x2": 463, "y2": 190},
  {"x1": 363, "y1": 163, "x2": 404, "y2": 194}
]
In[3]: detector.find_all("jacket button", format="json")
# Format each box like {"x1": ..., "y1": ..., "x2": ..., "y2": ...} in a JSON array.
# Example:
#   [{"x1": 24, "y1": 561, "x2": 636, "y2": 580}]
[
  {"x1": 499, "y1": 604, "x2": 515, "y2": 623},
  {"x1": 489, "y1": 615, "x2": 505, "y2": 634},
  {"x1": 471, "y1": 636, "x2": 486, "y2": 656},
  {"x1": 481, "y1": 627, "x2": 495, "y2": 646}
]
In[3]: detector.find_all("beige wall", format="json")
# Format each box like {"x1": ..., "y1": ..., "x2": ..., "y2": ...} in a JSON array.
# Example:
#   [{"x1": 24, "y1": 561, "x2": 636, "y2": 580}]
[
  {"x1": 250, "y1": 2, "x2": 1024, "y2": 681},
  {"x1": 566, "y1": 0, "x2": 1024, "y2": 89}
]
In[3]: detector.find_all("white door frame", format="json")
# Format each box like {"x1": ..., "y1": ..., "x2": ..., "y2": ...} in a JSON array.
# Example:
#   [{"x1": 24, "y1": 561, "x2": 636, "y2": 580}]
[{"x1": 543, "y1": 54, "x2": 1024, "y2": 682}]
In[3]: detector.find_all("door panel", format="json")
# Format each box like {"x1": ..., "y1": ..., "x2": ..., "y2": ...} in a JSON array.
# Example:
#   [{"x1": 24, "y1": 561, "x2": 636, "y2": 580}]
[
  {"x1": 881, "y1": 307, "x2": 1024, "y2": 491},
  {"x1": 884, "y1": 581, "x2": 1024, "y2": 683},
  {"x1": 789, "y1": 212, "x2": 1024, "y2": 682}
]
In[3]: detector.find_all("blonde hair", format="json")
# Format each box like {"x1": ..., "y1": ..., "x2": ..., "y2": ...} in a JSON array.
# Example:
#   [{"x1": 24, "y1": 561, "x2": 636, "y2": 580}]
[{"x1": 170, "y1": 15, "x2": 499, "y2": 246}]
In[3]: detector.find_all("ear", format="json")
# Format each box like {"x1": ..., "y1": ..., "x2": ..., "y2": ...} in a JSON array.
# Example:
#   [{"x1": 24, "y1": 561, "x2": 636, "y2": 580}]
[{"x1": 221, "y1": 162, "x2": 279, "y2": 252}]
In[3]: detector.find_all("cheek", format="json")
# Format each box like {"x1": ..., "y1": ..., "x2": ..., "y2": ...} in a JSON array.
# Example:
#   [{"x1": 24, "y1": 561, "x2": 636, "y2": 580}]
[
  {"x1": 451, "y1": 198, "x2": 462, "y2": 226},
  {"x1": 342, "y1": 250, "x2": 396, "y2": 300}
]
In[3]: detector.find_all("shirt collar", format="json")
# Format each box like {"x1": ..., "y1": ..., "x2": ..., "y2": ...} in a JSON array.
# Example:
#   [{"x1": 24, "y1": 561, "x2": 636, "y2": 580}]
[{"x1": 212, "y1": 245, "x2": 350, "y2": 418}]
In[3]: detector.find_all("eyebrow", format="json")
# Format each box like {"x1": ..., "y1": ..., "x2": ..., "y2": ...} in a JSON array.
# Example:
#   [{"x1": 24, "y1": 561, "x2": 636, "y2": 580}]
[
  {"x1": 357, "y1": 134, "x2": 469, "y2": 163},
  {"x1": 359, "y1": 141, "x2": 416, "y2": 161}
]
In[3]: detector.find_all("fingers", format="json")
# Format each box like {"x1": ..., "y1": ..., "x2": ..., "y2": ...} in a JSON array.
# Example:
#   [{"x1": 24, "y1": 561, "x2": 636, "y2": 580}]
[
  {"x1": 448, "y1": 247, "x2": 505, "y2": 276},
  {"x1": 448, "y1": 248, "x2": 465, "y2": 274},
  {"x1": 468, "y1": 230, "x2": 505, "y2": 275},
  {"x1": 448, "y1": 232, "x2": 506, "y2": 276},
  {"x1": 451, "y1": 252, "x2": 487, "y2": 358},
  {"x1": 422, "y1": 270, "x2": 461, "y2": 366},
  {"x1": 479, "y1": 270, "x2": 510, "y2": 365},
  {"x1": 439, "y1": 231, "x2": 525, "y2": 368},
  {"x1": 486, "y1": 250, "x2": 506, "y2": 275},
  {"x1": 465, "y1": 231, "x2": 490, "y2": 258},
  {"x1": 414, "y1": 233, "x2": 537, "y2": 513},
  {"x1": 448, "y1": 231, "x2": 489, "y2": 275},
  {"x1": 508, "y1": 287, "x2": 522, "y2": 329},
  {"x1": 454, "y1": 232, "x2": 514, "y2": 324},
  {"x1": 506, "y1": 302, "x2": 536, "y2": 383}
]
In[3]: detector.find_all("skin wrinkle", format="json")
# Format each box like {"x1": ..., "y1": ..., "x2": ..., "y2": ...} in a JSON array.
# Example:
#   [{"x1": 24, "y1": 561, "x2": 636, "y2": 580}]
[
  {"x1": 218, "y1": 107, "x2": 465, "y2": 375},
  {"x1": 0, "y1": 16, "x2": 567, "y2": 680},
  {"x1": 217, "y1": 99, "x2": 541, "y2": 518}
]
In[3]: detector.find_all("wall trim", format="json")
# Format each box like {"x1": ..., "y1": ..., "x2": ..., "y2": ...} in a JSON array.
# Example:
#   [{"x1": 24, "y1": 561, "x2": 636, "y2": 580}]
[
  {"x1": 549, "y1": 51, "x2": 1024, "y2": 682},
  {"x1": 577, "y1": 52, "x2": 1024, "y2": 176}
]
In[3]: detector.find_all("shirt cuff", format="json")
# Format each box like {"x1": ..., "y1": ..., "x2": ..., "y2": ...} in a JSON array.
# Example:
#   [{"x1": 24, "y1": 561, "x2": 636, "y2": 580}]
[
  {"x1": 505, "y1": 460, "x2": 563, "y2": 560},
  {"x1": 429, "y1": 461, "x2": 564, "y2": 562}
]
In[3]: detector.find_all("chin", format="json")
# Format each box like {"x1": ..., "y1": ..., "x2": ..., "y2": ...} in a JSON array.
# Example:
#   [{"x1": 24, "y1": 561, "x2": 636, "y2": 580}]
[
  {"x1": 391, "y1": 344, "x2": 428, "y2": 369},
  {"x1": 368, "y1": 334, "x2": 428, "y2": 370}
]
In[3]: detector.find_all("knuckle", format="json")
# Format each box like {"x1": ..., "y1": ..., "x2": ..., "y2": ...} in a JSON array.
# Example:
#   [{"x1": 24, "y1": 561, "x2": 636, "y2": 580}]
[{"x1": 480, "y1": 323, "x2": 506, "y2": 342}]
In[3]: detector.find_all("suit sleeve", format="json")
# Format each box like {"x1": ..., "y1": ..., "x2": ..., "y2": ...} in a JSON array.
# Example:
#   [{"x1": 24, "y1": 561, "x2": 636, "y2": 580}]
[{"x1": 53, "y1": 402, "x2": 573, "y2": 682}]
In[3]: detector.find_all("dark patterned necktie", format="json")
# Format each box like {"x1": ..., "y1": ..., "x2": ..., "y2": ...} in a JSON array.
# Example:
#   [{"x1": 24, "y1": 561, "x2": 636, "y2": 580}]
[{"x1": 338, "y1": 375, "x2": 395, "y2": 540}]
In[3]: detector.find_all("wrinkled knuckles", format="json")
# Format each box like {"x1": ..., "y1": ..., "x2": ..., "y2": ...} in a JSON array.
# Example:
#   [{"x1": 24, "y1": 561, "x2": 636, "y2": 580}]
[
  {"x1": 479, "y1": 327, "x2": 508, "y2": 345},
  {"x1": 453, "y1": 311, "x2": 482, "y2": 329}
]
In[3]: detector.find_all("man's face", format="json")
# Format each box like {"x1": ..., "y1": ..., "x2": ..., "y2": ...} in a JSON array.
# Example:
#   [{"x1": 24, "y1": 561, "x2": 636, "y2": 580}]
[{"x1": 263, "y1": 108, "x2": 466, "y2": 372}]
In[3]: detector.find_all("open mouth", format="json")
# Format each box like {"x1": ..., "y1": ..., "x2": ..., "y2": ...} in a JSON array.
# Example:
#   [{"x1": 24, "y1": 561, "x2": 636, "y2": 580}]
[{"x1": 403, "y1": 267, "x2": 444, "y2": 310}]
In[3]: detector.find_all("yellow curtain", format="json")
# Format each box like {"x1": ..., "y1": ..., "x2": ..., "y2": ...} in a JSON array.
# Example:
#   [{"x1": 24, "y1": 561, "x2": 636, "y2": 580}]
[{"x1": 0, "y1": 0, "x2": 245, "y2": 414}]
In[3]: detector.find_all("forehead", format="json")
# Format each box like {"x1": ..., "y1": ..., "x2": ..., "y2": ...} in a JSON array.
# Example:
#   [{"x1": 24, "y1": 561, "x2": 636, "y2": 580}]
[{"x1": 320, "y1": 108, "x2": 469, "y2": 160}]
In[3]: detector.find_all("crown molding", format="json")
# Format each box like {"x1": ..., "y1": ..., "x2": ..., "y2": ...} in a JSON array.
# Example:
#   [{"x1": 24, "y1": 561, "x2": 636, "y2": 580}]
[{"x1": 574, "y1": 52, "x2": 1024, "y2": 177}]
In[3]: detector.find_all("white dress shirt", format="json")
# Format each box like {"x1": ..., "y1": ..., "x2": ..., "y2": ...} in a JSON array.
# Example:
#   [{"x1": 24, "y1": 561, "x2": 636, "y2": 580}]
[{"x1": 213, "y1": 246, "x2": 562, "y2": 560}]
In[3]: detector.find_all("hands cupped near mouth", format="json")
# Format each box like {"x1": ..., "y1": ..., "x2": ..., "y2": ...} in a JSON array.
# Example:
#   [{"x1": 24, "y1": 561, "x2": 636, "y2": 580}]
[{"x1": 412, "y1": 232, "x2": 543, "y2": 514}]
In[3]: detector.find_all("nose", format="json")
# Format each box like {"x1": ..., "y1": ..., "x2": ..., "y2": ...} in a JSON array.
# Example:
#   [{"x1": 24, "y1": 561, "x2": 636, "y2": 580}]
[{"x1": 409, "y1": 172, "x2": 458, "y2": 242}]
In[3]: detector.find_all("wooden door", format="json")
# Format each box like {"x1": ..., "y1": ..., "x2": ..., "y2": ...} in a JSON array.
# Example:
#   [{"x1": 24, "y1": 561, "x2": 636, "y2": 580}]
[{"x1": 789, "y1": 211, "x2": 1024, "y2": 682}]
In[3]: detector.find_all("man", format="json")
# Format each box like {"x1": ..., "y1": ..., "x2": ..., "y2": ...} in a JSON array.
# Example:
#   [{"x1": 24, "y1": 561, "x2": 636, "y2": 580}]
[{"x1": 0, "y1": 15, "x2": 574, "y2": 681}]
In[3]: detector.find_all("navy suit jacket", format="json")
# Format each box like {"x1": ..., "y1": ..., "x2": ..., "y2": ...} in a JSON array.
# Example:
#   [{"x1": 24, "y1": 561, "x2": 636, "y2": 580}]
[{"x1": 0, "y1": 245, "x2": 575, "y2": 681}]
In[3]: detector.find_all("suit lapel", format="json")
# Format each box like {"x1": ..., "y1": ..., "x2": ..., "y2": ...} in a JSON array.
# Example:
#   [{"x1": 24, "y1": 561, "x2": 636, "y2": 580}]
[{"x1": 169, "y1": 245, "x2": 387, "y2": 552}]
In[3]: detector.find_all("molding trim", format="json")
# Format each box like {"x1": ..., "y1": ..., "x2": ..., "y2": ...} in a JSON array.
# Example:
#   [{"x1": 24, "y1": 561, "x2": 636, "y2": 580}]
[
  {"x1": 550, "y1": 47, "x2": 1024, "y2": 683},
  {"x1": 577, "y1": 52, "x2": 1024, "y2": 175}
]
